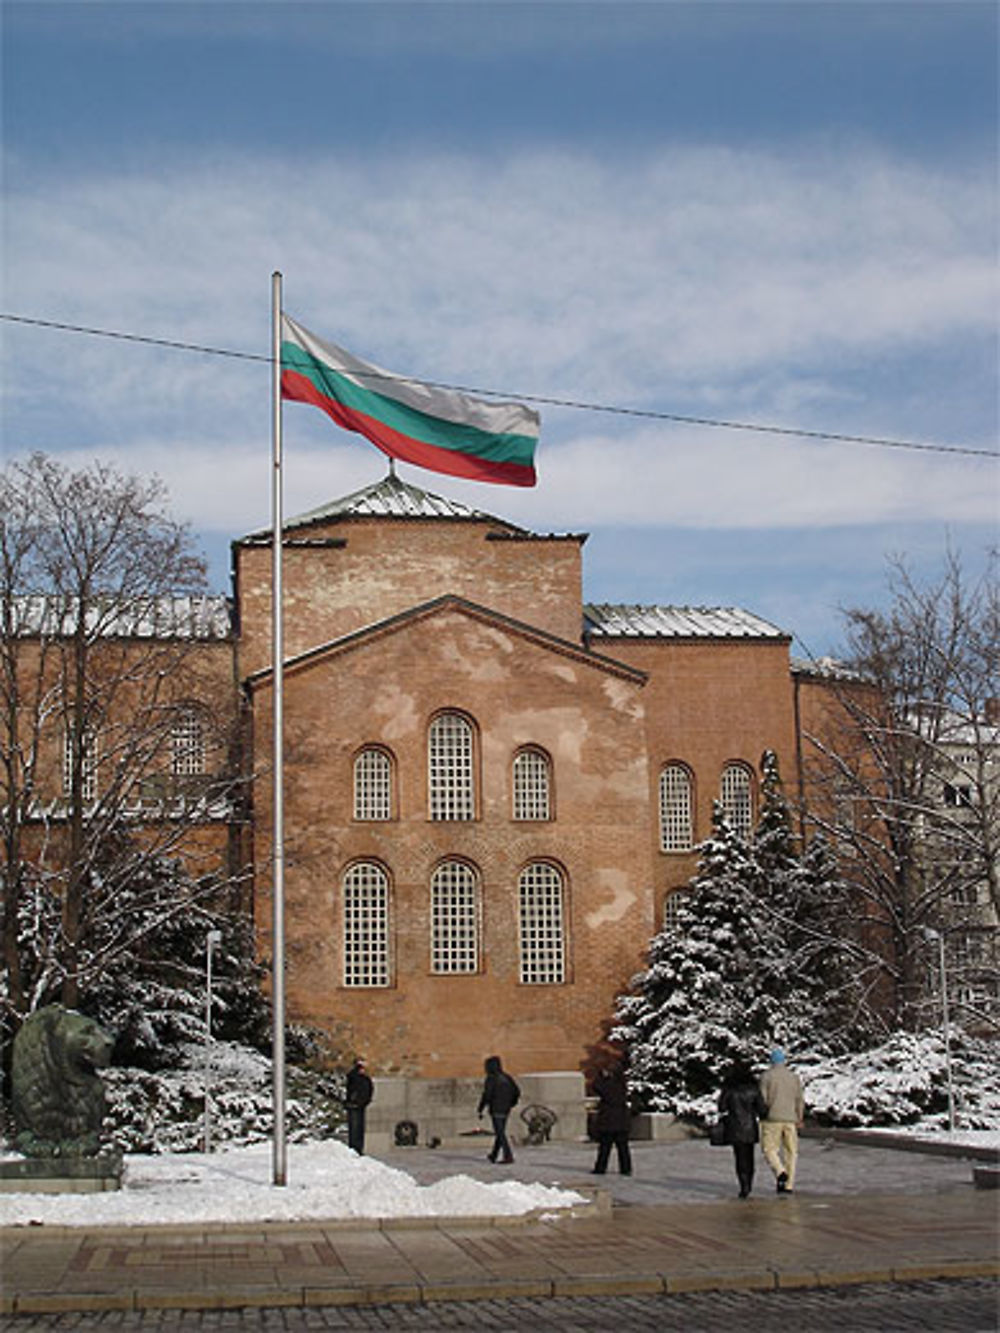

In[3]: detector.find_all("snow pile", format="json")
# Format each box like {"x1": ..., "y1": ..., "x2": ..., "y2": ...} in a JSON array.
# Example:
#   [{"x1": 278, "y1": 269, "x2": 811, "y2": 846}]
[
  {"x1": 0, "y1": 1140, "x2": 585, "y2": 1228},
  {"x1": 801, "y1": 1030, "x2": 1000, "y2": 1130}
]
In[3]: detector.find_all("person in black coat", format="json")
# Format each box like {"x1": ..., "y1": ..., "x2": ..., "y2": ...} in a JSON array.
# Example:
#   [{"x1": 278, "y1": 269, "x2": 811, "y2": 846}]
[
  {"x1": 477, "y1": 1054, "x2": 520, "y2": 1163},
  {"x1": 345, "y1": 1058, "x2": 374, "y2": 1155},
  {"x1": 717, "y1": 1061, "x2": 767, "y2": 1198},
  {"x1": 590, "y1": 1063, "x2": 633, "y2": 1176}
]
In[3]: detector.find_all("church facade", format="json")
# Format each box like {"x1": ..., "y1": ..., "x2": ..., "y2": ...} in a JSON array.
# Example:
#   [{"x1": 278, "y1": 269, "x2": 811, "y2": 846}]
[{"x1": 233, "y1": 471, "x2": 828, "y2": 1080}]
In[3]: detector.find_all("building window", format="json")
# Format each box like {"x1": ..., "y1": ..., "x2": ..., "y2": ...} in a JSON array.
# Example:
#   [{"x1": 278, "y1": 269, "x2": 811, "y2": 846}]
[
  {"x1": 721, "y1": 762, "x2": 753, "y2": 839},
  {"x1": 513, "y1": 747, "x2": 552, "y2": 821},
  {"x1": 659, "y1": 764, "x2": 693, "y2": 851},
  {"x1": 354, "y1": 747, "x2": 393, "y2": 821},
  {"x1": 431, "y1": 861, "x2": 479, "y2": 974},
  {"x1": 428, "y1": 712, "x2": 475, "y2": 821},
  {"x1": 171, "y1": 708, "x2": 206, "y2": 778},
  {"x1": 518, "y1": 862, "x2": 566, "y2": 984},
  {"x1": 663, "y1": 888, "x2": 690, "y2": 931},
  {"x1": 63, "y1": 726, "x2": 98, "y2": 802},
  {"x1": 342, "y1": 862, "x2": 391, "y2": 988}
]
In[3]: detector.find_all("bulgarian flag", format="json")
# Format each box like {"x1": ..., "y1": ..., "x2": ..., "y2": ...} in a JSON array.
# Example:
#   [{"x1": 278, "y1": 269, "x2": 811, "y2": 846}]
[{"x1": 280, "y1": 314, "x2": 538, "y2": 487}]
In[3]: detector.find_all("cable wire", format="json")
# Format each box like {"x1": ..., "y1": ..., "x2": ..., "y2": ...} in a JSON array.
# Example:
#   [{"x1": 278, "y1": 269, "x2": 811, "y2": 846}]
[{"x1": 2, "y1": 311, "x2": 996, "y2": 459}]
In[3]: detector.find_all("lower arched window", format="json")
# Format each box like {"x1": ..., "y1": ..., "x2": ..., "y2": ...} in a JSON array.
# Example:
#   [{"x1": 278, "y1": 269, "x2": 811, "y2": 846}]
[
  {"x1": 431, "y1": 861, "x2": 479, "y2": 973},
  {"x1": 342, "y1": 862, "x2": 391, "y2": 987},
  {"x1": 518, "y1": 862, "x2": 566, "y2": 984}
]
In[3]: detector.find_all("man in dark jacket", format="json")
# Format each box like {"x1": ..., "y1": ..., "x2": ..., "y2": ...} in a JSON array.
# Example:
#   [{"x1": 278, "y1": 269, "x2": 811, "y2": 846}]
[
  {"x1": 477, "y1": 1054, "x2": 520, "y2": 1163},
  {"x1": 590, "y1": 1063, "x2": 632, "y2": 1175},
  {"x1": 718, "y1": 1062, "x2": 768, "y2": 1198},
  {"x1": 345, "y1": 1058, "x2": 374, "y2": 1155}
]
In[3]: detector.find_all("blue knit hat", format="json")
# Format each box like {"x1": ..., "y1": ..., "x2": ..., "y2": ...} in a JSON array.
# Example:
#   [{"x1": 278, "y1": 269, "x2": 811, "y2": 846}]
[{"x1": 770, "y1": 1048, "x2": 786, "y2": 1064}]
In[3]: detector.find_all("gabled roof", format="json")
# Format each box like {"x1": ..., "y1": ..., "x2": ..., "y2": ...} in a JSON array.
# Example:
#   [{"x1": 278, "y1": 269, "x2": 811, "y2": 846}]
[
  {"x1": 246, "y1": 594, "x2": 647, "y2": 688},
  {"x1": 8, "y1": 594, "x2": 233, "y2": 640},
  {"x1": 239, "y1": 470, "x2": 528, "y2": 540},
  {"x1": 584, "y1": 603, "x2": 788, "y2": 641}
]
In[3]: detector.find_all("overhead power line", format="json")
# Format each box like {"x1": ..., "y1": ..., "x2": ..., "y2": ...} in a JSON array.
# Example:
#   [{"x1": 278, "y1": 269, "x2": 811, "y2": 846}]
[{"x1": 2, "y1": 311, "x2": 996, "y2": 460}]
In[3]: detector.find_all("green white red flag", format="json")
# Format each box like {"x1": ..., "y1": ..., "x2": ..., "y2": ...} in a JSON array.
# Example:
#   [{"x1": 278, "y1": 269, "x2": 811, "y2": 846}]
[{"x1": 280, "y1": 315, "x2": 538, "y2": 487}]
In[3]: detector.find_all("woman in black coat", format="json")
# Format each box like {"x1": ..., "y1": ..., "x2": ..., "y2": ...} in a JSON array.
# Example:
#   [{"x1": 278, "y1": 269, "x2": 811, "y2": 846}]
[
  {"x1": 591, "y1": 1064, "x2": 632, "y2": 1176},
  {"x1": 717, "y1": 1062, "x2": 767, "y2": 1198},
  {"x1": 477, "y1": 1055, "x2": 520, "y2": 1163}
]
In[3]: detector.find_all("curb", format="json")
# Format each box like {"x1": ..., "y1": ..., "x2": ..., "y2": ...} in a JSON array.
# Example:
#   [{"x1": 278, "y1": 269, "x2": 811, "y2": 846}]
[{"x1": 6, "y1": 1258, "x2": 998, "y2": 1316}]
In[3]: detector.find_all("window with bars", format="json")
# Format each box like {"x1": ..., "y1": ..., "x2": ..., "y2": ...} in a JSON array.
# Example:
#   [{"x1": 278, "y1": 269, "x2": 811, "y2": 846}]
[
  {"x1": 513, "y1": 748, "x2": 552, "y2": 821},
  {"x1": 63, "y1": 725, "x2": 98, "y2": 802},
  {"x1": 659, "y1": 764, "x2": 693, "y2": 851},
  {"x1": 428, "y1": 712, "x2": 475, "y2": 821},
  {"x1": 171, "y1": 708, "x2": 206, "y2": 777},
  {"x1": 342, "y1": 862, "x2": 391, "y2": 988},
  {"x1": 721, "y1": 762, "x2": 753, "y2": 839},
  {"x1": 663, "y1": 888, "x2": 690, "y2": 931},
  {"x1": 354, "y1": 747, "x2": 393, "y2": 821},
  {"x1": 518, "y1": 862, "x2": 566, "y2": 984},
  {"x1": 430, "y1": 861, "x2": 479, "y2": 973}
]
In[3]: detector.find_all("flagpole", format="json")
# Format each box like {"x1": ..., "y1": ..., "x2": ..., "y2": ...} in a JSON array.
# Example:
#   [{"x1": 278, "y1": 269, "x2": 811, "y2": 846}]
[{"x1": 270, "y1": 270, "x2": 287, "y2": 1187}]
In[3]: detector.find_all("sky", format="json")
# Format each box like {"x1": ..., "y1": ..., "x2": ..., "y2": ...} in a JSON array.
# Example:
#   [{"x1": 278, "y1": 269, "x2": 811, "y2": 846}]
[{"x1": 2, "y1": 0, "x2": 997, "y2": 656}]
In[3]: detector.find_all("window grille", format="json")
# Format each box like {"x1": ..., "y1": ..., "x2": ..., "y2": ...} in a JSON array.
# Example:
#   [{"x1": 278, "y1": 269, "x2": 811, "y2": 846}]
[
  {"x1": 342, "y1": 862, "x2": 391, "y2": 988},
  {"x1": 63, "y1": 726, "x2": 98, "y2": 801},
  {"x1": 354, "y1": 748, "x2": 392, "y2": 820},
  {"x1": 171, "y1": 708, "x2": 206, "y2": 777},
  {"x1": 663, "y1": 888, "x2": 690, "y2": 931},
  {"x1": 431, "y1": 861, "x2": 479, "y2": 973},
  {"x1": 428, "y1": 713, "x2": 474, "y2": 820},
  {"x1": 518, "y1": 862, "x2": 565, "y2": 984},
  {"x1": 721, "y1": 763, "x2": 753, "y2": 839},
  {"x1": 659, "y1": 764, "x2": 693, "y2": 850},
  {"x1": 513, "y1": 748, "x2": 551, "y2": 820}
]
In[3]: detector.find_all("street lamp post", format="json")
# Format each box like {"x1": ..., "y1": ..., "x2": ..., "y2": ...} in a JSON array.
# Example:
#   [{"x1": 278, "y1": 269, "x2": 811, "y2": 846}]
[
  {"x1": 204, "y1": 928, "x2": 223, "y2": 1153},
  {"x1": 924, "y1": 928, "x2": 956, "y2": 1132}
]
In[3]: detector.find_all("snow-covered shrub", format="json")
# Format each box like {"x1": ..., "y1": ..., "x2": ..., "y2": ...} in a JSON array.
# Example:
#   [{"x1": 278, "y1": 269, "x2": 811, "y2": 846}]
[{"x1": 801, "y1": 1030, "x2": 1000, "y2": 1130}]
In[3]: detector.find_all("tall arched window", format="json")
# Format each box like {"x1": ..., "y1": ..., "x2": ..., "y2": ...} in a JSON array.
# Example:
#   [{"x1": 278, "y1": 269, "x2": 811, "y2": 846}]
[
  {"x1": 342, "y1": 862, "x2": 391, "y2": 987},
  {"x1": 63, "y1": 724, "x2": 98, "y2": 802},
  {"x1": 428, "y1": 712, "x2": 475, "y2": 821},
  {"x1": 430, "y1": 861, "x2": 479, "y2": 974},
  {"x1": 659, "y1": 763, "x2": 693, "y2": 851},
  {"x1": 354, "y1": 747, "x2": 393, "y2": 821},
  {"x1": 513, "y1": 747, "x2": 552, "y2": 821},
  {"x1": 721, "y1": 762, "x2": 754, "y2": 839},
  {"x1": 518, "y1": 862, "x2": 566, "y2": 984},
  {"x1": 663, "y1": 888, "x2": 690, "y2": 932}
]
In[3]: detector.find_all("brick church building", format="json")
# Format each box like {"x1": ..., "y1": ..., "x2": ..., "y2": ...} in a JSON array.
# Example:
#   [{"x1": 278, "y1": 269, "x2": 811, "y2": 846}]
[{"x1": 232, "y1": 468, "x2": 829, "y2": 1087}]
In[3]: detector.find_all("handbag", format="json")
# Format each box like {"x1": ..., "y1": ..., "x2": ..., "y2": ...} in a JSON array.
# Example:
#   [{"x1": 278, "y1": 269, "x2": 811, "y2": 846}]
[{"x1": 708, "y1": 1118, "x2": 728, "y2": 1146}]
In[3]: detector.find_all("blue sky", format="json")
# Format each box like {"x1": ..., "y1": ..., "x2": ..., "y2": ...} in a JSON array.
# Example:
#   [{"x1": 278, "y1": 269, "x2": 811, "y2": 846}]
[{"x1": 2, "y1": 1, "x2": 997, "y2": 656}]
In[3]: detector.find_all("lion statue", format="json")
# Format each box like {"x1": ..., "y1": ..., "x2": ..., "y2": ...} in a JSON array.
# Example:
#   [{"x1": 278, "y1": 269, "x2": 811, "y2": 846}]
[{"x1": 11, "y1": 1005, "x2": 114, "y2": 1158}]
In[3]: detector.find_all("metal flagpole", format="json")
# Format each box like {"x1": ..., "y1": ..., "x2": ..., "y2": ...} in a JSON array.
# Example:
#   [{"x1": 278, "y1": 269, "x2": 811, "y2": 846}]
[{"x1": 270, "y1": 270, "x2": 287, "y2": 1186}]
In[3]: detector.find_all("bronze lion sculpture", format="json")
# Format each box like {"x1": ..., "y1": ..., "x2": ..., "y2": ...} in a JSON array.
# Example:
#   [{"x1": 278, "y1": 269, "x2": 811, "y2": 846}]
[{"x1": 11, "y1": 1005, "x2": 113, "y2": 1158}]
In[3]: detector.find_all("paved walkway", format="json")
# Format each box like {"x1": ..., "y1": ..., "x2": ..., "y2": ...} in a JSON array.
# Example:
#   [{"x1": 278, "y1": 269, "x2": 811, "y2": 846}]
[{"x1": 2, "y1": 1137, "x2": 996, "y2": 1317}]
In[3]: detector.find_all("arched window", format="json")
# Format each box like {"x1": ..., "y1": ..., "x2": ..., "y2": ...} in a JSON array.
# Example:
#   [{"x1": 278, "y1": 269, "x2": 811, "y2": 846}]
[
  {"x1": 63, "y1": 724, "x2": 98, "y2": 801},
  {"x1": 663, "y1": 888, "x2": 690, "y2": 932},
  {"x1": 354, "y1": 747, "x2": 393, "y2": 821},
  {"x1": 659, "y1": 763, "x2": 693, "y2": 851},
  {"x1": 721, "y1": 762, "x2": 754, "y2": 839},
  {"x1": 430, "y1": 861, "x2": 479, "y2": 974},
  {"x1": 428, "y1": 712, "x2": 475, "y2": 821},
  {"x1": 171, "y1": 707, "x2": 206, "y2": 778},
  {"x1": 513, "y1": 747, "x2": 552, "y2": 821},
  {"x1": 518, "y1": 862, "x2": 566, "y2": 984},
  {"x1": 342, "y1": 862, "x2": 391, "y2": 987}
]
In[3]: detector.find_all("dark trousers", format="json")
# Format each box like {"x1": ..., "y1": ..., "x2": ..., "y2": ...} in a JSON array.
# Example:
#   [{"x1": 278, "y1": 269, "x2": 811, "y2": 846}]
[
  {"x1": 732, "y1": 1142, "x2": 755, "y2": 1195},
  {"x1": 347, "y1": 1107, "x2": 367, "y2": 1155},
  {"x1": 593, "y1": 1130, "x2": 632, "y2": 1175},
  {"x1": 488, "y1": 1112, "x2": 513, "y2": 1162}
]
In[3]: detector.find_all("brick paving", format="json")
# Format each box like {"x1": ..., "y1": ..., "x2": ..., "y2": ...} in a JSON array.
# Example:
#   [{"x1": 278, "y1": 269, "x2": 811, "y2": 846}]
[{"x1": 2, "y1": 1137, "x2": 997, "y2": 1321}]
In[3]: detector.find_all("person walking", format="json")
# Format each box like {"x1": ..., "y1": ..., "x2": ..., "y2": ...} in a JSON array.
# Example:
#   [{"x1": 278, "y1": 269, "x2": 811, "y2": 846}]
[
  {"x1": 717, "y1": 1061, "x2": 767, "y2": 1198},
  {"x1": 345, "y1": 1058, "x2": 374, "y2": 1155},
  {"x1": 759, "y1": 1047, "x2": 804, "y2": 1193},
  {"x1": 590, "y1": 1062, "x2": 633, "y2": 1176},
  {"x1": 477, "y1": 1055, "x2": 520, "y2": 1163}
]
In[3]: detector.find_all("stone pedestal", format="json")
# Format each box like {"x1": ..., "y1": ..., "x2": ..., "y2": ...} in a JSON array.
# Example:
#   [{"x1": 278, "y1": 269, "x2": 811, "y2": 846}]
[{"x1": 0, "y1": 1153, "x2": 123, "y2": 1194}]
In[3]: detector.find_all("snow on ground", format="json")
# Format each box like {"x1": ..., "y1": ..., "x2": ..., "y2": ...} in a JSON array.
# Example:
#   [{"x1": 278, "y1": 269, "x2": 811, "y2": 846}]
[
  {"x1": 858, "y1": 1128, "x2": 1000, "y2": 1150},
  {"x1": 0, "y1": 1140, "x2": 585, "y2": 1229}
]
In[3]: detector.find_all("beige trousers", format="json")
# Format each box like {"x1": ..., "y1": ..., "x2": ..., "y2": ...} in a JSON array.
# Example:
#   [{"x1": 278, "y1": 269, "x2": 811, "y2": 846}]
[{"x1": 760, "y1": 1120, "x2": 799, "y2": 1188}]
